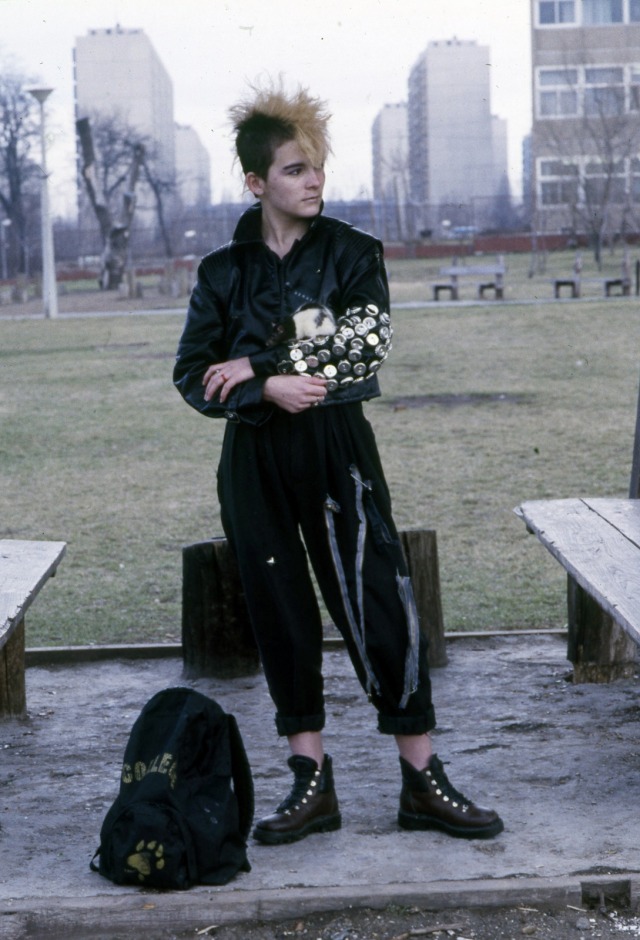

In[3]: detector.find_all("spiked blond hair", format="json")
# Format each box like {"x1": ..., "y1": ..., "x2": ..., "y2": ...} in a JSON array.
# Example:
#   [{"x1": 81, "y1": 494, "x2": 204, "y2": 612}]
[{"x1": 229, "y1": 80, "x2": 332, "y2": 179}]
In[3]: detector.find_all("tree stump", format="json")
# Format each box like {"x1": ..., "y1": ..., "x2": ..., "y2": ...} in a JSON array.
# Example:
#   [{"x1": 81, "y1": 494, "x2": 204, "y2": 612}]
[
  {"x1": 182, "y1": 528, "x2": 447, "y2": 678},
  {"x1": 399, "y1": 529, "x2": 447, "y2": 668},
  {"x1": 182, "y1": 539, "x2": 260, "y2": 679},
  {"x1": 567, "y1": 575, "x2": 637, "y2": 682}
]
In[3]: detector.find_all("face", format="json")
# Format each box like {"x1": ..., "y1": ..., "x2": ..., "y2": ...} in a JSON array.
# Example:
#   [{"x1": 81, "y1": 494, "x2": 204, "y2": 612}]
[{"x1": 247, "y1": 139, "x2": 325, "y2": 224}]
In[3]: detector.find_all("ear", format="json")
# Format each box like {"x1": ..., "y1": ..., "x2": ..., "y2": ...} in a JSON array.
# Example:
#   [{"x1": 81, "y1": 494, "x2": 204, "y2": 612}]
[{"x1": 246, "y1": 172, "x2": 266, "y2": 198}]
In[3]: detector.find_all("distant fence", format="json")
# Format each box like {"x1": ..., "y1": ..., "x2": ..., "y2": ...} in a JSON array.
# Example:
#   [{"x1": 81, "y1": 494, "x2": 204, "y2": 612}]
[{"x1": 382, "y1": 231, "x2": 622, "y2": 260}]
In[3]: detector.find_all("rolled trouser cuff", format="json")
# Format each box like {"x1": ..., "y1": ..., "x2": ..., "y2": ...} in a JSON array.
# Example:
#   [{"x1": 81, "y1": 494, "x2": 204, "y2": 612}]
[
  {"x1": 275, "y1": 711, "x2": 326, "y2": 737},
  {"x1": 377, "y1": 705, "x2": 436, "y2": 736}
]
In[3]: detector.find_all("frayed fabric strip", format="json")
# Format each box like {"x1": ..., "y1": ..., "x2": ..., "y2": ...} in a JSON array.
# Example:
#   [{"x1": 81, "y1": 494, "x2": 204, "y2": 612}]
[
  {"x1": 323, "y1": 465, "x2": 423, "y2": 712},
  {"x1": 323, "y1": 483, "x2": 381, "y2": 699},
  {"x1": 396, "y1": 573, "x2": 421, "y2": 709}
]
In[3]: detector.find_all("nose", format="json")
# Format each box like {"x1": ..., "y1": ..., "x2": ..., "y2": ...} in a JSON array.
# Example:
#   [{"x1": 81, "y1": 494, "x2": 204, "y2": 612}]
[{"x1": 307, "y1": 167, "x2": 324, "y2": 188}]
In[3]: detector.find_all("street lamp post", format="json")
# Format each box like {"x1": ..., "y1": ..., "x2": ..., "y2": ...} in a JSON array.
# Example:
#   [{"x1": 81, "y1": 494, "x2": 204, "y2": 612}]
[{"x1": 28, "y1": 87, "x2": 58, "y2": 320}]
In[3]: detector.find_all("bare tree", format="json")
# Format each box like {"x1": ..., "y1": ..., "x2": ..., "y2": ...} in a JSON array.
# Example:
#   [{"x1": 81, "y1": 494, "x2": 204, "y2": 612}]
[
  {"x1": 76, "y1": 111, "x2": 177, "y2": 285},
  {"x1": 0, "y1": 63, "x2": 40, "y2": 275},
  {"x1": 76, "y1": 116, "x2": 145, "y2": 289}
]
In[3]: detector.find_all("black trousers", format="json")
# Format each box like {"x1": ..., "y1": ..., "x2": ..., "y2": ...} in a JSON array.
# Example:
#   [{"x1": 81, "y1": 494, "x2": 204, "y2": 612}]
[{"x1": 217, "y1": 402, "x2": 436, "y2": 737}]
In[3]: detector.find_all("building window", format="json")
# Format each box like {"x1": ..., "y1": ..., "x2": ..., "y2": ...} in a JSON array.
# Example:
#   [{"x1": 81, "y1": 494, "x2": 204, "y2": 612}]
[
  {"x1": 629, "y1": 67, "x2": 640, "y2": 109},
  {"x1": 584, "y1": 67, "x2": 625, "y2": 115},
  {"x1": 631, "y1": 0, "x2": 640, "y2": 20},
  {"x1": 582, "y1": 0, "x2": 623, "y2": 22},
  {"x1": 538, "y1": 0, "x2": 576, "y2": 23},
  {"x1": 538, "y1": 69, "x2": 579, "y2": 116},
  {"x1": 539, "y1": 160, "x2": 579, "y2": 204},
  {"x1": 630, "y1": 158, "x2": 640, "y2": 200},
  {"x1": 584, "y1": 160, "x2": 626, "y2": 202}
]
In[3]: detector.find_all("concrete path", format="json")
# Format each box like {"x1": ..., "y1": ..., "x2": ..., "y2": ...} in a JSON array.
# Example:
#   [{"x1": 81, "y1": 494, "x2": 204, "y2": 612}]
[{"x1": 1, "y1": 633, "x2": 639, "y2": 937}]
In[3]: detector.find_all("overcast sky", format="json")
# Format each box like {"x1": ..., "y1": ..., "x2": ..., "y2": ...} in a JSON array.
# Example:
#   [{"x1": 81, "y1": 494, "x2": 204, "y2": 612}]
[{"x1": 0, "y1": 0, "x2": 532, "y2": 215}]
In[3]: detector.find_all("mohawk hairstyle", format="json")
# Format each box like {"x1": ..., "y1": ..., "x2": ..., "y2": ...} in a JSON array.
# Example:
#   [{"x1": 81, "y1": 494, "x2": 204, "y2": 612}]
[{"x1": 229, "y1": 80, "x2": 332, "y2": 180}]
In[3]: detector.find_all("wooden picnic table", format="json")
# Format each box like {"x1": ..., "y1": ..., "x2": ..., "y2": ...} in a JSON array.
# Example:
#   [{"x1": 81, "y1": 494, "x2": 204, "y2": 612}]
[
  {"x1": 0, "y1": 539, "x2": 66, "y2": 716},
  {"x1": 515, "y1": 373, "x2": 640, "y2": 682},
  {"x1": 516, "y1": 497, "x2": 640, "y2": 644}
]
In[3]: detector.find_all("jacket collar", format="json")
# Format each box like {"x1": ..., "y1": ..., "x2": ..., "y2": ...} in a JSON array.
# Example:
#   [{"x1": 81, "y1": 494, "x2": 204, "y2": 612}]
[{"x1": 232, "y1": 201, "x2": 325, "y2": 245}]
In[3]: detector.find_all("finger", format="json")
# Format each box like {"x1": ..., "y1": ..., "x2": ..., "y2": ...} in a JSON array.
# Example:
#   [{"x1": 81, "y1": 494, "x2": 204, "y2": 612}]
[
  {"x1": 219, "y1": 378, "x2": 234, "y2": 403},
  {"x1": 204, "y1": 370, "x2": 229, "y2": 402},
  {"x1": 203, "y1": 365, "x2": 222, "y2": 385}
]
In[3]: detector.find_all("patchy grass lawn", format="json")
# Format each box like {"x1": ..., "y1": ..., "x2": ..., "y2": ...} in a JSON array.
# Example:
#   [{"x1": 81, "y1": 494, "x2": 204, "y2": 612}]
[{"x1": 1, "y1": 258, "x2": 638, "y2": 645}]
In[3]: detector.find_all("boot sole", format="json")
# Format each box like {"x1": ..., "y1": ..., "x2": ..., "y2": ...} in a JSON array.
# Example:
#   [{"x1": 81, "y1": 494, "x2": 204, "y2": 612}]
[
  {"x1": 398, "y1": 810, "x2": 504, "y2": 840},
  {"x1": 253, "y1": 813, "x2": 342, "y2": 845}
]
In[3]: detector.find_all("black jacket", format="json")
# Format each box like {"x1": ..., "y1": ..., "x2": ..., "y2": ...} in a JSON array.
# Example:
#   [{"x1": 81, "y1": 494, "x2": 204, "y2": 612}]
[{"x1": 173, "y1": 203, "x2": 391, "y2": 426}]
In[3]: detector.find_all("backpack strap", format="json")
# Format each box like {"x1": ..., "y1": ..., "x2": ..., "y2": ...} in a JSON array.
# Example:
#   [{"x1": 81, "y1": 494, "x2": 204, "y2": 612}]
[{"x1": 226, "y1": 713, "x2": 254, "y2": 840}]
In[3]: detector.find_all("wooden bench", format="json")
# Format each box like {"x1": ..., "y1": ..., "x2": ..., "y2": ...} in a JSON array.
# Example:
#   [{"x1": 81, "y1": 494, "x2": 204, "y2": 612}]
[
  {"x1": 433, "y1": 257, "x2": 505, "y2": 301},
  {"x1": 515, "y1": 377, "x2": 640, "y2": 682},
  {"x1": 181, "y1": 528, "x2": 447, "y2": 679},
  {"x1": 604, "y1": 253, "x2": 632, "y2": 297},
  {"x1": 553, "y1": 253, "x2": 582, "y2": 299},
  {"x1": 554, "y1": 252, "x2": 633, "y2": 299},
  {"x1": 0, "y1": 540, "x2": 66, "y2": 716}
]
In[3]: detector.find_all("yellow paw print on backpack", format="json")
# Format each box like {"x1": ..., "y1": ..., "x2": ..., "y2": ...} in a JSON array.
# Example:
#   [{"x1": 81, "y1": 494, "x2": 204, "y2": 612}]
[{"x1": 126, "y1": 840, "x2": 165, "y2": 881}]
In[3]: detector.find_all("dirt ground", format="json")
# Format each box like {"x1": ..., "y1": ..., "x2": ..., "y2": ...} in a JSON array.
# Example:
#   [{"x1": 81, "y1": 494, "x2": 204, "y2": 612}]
[
  {"x1": 3, "y1": 636, "x2": 640, "y2": 940},
  {"x1": 172, "y1": 903, "x2": 640, "y2": 940}
]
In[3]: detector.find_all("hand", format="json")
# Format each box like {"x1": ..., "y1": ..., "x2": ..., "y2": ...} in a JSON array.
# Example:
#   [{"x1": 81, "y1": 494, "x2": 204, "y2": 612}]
[
  {"x1": 263, "y1": 374, "x2": 328, "y2": 413},
  {"x1": 203, "y1": 357, "x2": 254, "y2": 403}
]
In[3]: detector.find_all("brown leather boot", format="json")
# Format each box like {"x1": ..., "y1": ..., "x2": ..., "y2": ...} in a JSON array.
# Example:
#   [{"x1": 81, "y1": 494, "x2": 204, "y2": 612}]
[
  {"x1": 253, "y1": 754, "x2": 342, "y2": 845},
  {"x1": 398, "y1": 755, "x2": 504, "y2": 839}
]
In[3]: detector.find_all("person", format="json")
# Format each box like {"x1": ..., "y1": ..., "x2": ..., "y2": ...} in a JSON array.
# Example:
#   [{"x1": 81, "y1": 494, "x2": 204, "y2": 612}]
[{"x1": 173, "y1": 81, "x2": 503, "y2": 847}]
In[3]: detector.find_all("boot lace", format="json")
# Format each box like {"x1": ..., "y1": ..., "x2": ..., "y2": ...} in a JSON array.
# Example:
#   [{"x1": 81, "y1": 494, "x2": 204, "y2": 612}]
[
  {"x1": 428, "y1": 756, "x2": 471, "y2": 808},
  {"x1": 276, "y1": 769, "x2": 320, "y2": 814}
]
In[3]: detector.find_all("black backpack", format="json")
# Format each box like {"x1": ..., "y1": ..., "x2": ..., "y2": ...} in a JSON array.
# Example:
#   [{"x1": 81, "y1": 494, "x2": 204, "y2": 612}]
[{"x1": 91, "y1": 687, "x2": 254, "y2": 889}]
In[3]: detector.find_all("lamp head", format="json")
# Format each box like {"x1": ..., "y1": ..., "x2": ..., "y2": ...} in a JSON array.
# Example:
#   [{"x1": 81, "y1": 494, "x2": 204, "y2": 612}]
[{"x1": 27, "y1": 87, "x2": 53, "y2": 105}]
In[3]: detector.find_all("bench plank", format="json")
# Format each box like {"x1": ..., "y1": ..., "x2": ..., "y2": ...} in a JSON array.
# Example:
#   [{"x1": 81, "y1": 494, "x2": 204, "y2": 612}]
[
  {"x1": 516, "y1": 498, "x2": 640, "y2": 647},
  {"x1": 584, "y1": 498, "x2": 640, "y2": 548},
  {"x1": 438, "y1": 266, "x2": 505, "y2": 277},
  {"x1": 0, "y1": 540, "x2": 66, "y2": 718},
  {"x1": 0, "y1": 539, "x2": 67, "y2": 639}
]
